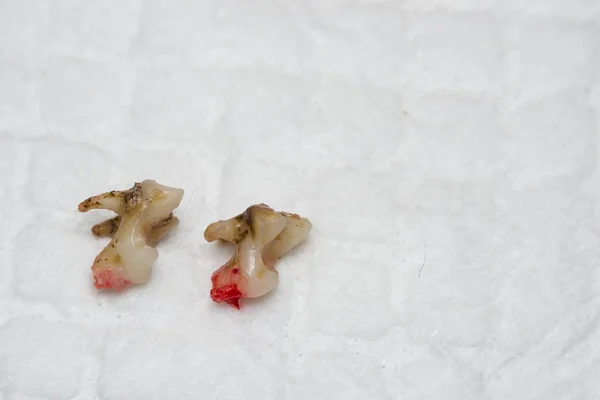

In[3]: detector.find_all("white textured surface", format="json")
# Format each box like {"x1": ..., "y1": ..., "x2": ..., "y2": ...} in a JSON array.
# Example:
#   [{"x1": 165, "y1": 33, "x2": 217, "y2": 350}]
[{"x1": 0, "y1": 1, "x2": 599, "y2": 399}]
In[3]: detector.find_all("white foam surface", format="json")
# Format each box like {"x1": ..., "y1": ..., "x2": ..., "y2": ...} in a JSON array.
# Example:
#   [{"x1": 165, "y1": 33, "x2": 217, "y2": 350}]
[{"x1": 1, "y1": 1, "x2": 599, "y2": 399}]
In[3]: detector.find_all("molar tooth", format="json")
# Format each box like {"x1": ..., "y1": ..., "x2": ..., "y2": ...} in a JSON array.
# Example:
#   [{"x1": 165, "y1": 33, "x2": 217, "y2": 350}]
[
  {"x1": 205, "y1": 204, "x2": 312, "y2": 309},
  {"x1": 78, "y1": 179, "x2": 184, "y2": 290}
]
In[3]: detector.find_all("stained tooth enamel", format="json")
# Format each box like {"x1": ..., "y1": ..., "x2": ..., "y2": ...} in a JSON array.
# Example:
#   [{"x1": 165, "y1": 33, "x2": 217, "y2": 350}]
[
  {"x1": 205, "y1": 204, "x2": 312, "y2": 308},
  {"x1": 78, "y1": 180, "x2": 184, "y2": 290}
]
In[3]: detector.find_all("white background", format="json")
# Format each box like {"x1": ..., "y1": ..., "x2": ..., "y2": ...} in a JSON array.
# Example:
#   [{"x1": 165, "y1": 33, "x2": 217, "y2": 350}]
[{"x1": 0, "y1": 1, "x2": 599, "y2": 399}]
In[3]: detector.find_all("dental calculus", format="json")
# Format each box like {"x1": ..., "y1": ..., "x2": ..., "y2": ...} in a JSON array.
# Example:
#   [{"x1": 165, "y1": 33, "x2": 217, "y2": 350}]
[
  {"x1": 78, "y1": 180, "x2": 184, "y2": 290},
  {"x1": 205, "y1": 204, "x2": 312, "y2": 309}
]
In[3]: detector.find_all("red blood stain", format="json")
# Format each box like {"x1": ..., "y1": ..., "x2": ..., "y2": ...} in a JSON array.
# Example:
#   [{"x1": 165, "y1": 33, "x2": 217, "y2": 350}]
[
  {"x1": 93, "y1": 269, "x2": 131, "y2": 290},
  {"x1": 210, "y1": 284, "x2": 242, "y2": 309},
  {"x1": 232, "y1": 268, "x2": 239, "y2": 274},
  {"x1": 227, "y1": 298, "x2": 241, "y2": 309}
]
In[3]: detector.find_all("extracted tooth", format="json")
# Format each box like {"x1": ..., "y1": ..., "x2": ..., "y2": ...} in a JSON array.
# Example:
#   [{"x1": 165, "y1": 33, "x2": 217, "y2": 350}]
[
  {"x1": 205, "y1": 204, "x2": 312, "y2": 309},
  {"x1": 78, "y1": 180, "x2": 184, "y2": 290}
]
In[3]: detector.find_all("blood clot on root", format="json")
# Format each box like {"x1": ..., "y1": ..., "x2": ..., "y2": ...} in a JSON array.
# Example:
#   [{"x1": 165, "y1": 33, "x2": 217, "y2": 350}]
[
  {"x1": 210, "y1": 284, "x2": 243, "y2": 309},
  {"x1": 93, "y1": 269, "x2": 131, "y2": 290}
]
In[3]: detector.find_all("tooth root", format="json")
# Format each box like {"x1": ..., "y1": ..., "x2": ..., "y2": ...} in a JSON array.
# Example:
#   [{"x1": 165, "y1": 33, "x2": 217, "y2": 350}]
[
  {"x1": 147, "y1": 215, "x2": 179, "y2": 247},
  {"x1": 263, "y1": 217, "x2": 313, "y2": 265},
  {"x1": 78, "y1": 190, "x2": 125, "y2": 214},
  {"x1": 204, "y1": 218, "x2": 246, "y2": 243},
  {"x1": 91, "y1": 216, "x2": 122, "y2": 237}
]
